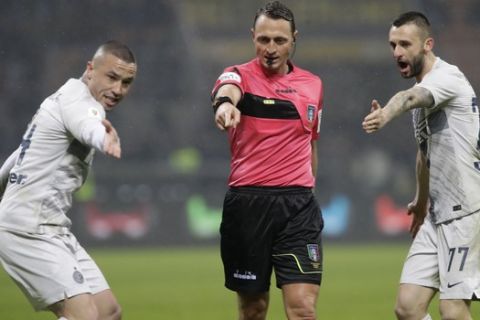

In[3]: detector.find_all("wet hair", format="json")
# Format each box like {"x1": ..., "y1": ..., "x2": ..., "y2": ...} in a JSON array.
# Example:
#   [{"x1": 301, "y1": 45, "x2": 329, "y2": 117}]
[
  {"x1": 94, "y1": 40, "x2": 136, "y2": 64},
  {"x1": 392, "y1": 11, "x2": 432, "y2": 38},
  {"x1": 253, "y1": 1, "x2": 296, "y2": 34}
]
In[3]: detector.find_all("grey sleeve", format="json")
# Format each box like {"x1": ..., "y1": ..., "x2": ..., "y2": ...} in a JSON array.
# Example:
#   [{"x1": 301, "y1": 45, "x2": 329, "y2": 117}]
[{"x1": 61, "y1": 101, "x2": 106, "y2": 151}]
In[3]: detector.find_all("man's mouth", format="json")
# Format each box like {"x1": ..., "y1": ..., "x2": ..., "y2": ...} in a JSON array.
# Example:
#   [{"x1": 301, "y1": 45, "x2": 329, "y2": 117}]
[
  {"x1": 265, "y1": 57, "x2": 278, "y2": 66},
  {"x1": 104, "y1": 96, "x2": 119, "y2": 107},
  {"x1": 397, "y1": 60, "x2": 409, "y2": 72}
]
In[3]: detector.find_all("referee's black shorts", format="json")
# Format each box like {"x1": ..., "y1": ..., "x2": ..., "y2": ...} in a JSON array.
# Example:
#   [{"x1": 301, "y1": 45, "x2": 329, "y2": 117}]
[{"x1": 220, "y1": 186, "x2": 324, "y2": 293}]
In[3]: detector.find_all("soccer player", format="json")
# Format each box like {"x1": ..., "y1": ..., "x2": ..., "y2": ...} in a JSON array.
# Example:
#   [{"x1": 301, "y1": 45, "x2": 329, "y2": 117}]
[
  {"x1": 363, "y1": 12, "x2": 480, "y2": 320},
  {"x1": 0, "y1": 41, "x2": 137, "y2": 320},
  {"x1": 211, "y1": 1, "x2": 324, "y2": 319}
]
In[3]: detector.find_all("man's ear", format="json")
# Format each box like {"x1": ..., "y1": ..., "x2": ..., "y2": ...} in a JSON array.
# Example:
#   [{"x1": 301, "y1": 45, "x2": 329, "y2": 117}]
[
  {"x1": 85, "y1": 61, "x2": 94, "y2": 79},
  {"x1": 424, "y1": 37, "x2": 434, "y2": 52}
]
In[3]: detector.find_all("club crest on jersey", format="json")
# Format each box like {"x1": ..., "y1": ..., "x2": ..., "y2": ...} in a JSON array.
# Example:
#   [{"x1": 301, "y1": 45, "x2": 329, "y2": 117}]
[
  {"x1": 307, "y1": 105, "x2": 315, "y2": 122},
  {"x1": 307, "y1": 244, "x2": 320, "y2": 262},
  {"x1": 73, "y1": 269, "x2": 85, "y2": 284},
  {"x1": 218, "y1": 72, "x2": 241, "y2": 84}
]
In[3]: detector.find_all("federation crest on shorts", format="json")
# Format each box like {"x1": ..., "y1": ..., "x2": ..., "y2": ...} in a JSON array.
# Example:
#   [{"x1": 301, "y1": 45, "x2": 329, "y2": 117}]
[
  {"x1": 73, "y1": 269, "x2": 85, "y2": 284},
  {"x1": 307, "y1": 243, "x2": 320, "y2": 262},
  {"x1": 307, "y1": 105, "x2": 315, "y2": 122}
]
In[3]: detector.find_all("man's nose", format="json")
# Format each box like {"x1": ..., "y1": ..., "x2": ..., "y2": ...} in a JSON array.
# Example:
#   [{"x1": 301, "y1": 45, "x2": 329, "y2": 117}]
[
  {"x1": 393, "y1": 46, "x2": 403, "y2": 59},
  {"x1": 266, "y1": 41, "x2": 276, "y2": 54},
  {"x1": 112, "y1": 81, "x2": 122, "y2": 95}
]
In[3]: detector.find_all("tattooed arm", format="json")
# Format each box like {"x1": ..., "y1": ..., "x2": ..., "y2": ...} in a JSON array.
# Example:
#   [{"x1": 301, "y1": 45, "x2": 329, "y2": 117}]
[{"x1": 362, "y1": 86, "x2": 434, "y2": 133}]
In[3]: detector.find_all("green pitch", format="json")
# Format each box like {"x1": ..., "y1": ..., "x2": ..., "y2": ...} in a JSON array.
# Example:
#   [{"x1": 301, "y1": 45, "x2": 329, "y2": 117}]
[{"x1": 1, "y1": 244, "x2": 479, "y2": 319}]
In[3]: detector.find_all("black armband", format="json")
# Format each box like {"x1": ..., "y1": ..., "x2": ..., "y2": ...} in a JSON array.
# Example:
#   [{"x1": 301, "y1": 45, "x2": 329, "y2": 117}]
[{"x1": 212, "y1": 96, "x2": 233, "y2": 114}]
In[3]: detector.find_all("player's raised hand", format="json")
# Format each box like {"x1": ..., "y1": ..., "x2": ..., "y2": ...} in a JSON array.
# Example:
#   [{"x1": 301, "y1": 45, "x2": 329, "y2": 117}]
[
  {"x1": 407, "y1": 200, "x2": 427, "y2": 238},
  {"x1": 362, "y1": 99, "x2": 386, "y2": 133},
  {"x1": 102, "y1": 119, "x2": 121, "y2": 159},
  {"x1": 215, "y1": 103, "x2": 241, "y2": 131},
  {"x1": 370, "y1": 99, "x2": 381, "y2": 112}
]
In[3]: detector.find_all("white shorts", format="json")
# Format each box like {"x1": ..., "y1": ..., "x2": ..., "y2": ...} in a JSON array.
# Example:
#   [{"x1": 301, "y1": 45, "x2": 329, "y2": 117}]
[
  {"x1": 0, "y1": 228, "x2": 109, "y2": 311},
  {"x1": 400, "y1": 213, "x2": 480, "y2": 300}
]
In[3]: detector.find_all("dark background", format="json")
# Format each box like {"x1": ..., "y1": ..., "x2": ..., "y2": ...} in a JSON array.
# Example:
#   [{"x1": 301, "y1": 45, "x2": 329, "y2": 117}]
[{"x1": 1, "y1": 0, "x2": 479, "y2": 246}]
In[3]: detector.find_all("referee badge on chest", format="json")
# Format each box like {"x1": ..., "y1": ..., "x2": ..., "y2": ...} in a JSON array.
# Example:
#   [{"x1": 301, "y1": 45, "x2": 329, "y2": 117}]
[{"x1": 307, "y1": 105, "x2": 315, "y2": 122}]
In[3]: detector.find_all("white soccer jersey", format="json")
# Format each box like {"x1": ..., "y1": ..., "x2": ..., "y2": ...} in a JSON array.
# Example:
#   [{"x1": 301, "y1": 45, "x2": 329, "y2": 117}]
[
  {"x1": 413, "y1": 57, "x2": 480, "y2": 224},
  {"x1": 0, "y1": 79, "x2": 106, "y2": 233}
]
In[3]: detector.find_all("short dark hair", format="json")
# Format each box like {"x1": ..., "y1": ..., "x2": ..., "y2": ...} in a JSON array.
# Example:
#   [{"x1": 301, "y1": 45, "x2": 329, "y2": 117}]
[
  {"x1": 392, "y1": 11, "x2": 431, "y2": 37},
  {"x1": 253, "y1": 1, "x2": 296, "y2": 34},
  {"x1": 96, "y1": 40, "x2": 136, "y2": 64}
]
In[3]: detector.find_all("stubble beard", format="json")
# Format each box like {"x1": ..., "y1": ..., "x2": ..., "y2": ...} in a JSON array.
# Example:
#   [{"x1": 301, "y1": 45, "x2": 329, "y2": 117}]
[{"x1": 403, "y1": 54, "x2": 424, "y2": 79}]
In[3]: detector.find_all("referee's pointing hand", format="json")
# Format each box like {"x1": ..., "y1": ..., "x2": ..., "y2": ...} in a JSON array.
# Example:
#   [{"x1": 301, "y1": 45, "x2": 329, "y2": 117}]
[{"x1": 215, "y1": 103, "x2": 241, "y2": 131}]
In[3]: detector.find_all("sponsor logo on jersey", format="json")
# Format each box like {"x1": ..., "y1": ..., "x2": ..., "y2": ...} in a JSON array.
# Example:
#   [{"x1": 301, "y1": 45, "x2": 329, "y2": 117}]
[
  {"x1": 218, "y1": 72, "x2": 241, "y2": 84},
  {"x1": 275, "y1": 87, "x2": 297, "y2": 94},
  {"x1": 88, "y1": 107, "x2": 102, "y2": 120},
  {"x1": 9, "y1": 172, "x2": 27, "y2": 185},
  {"x1": 307, "y1": 244, "x2": 320, "y2": 262},
  {"x1": 233, "y1": 270, "x2": 257, "y2": 280},
  {"x1": 263, "y1": 99, "x2": 275, "y2": 105}
]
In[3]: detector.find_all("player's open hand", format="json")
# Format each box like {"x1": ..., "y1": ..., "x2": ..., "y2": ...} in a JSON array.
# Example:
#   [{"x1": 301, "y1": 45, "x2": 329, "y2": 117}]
[
  {"x1": 362, "y1": 99, "x2": 387, "y2": 133},
  {"x1": 215, "y1": 103, "x2": 241, "y2": 131},
  {"x1": 102, "y1": 119, "x2": 121, "y2": 159},
  {"x1": 407, "y1": 201, "x2": 427, "y2": 238}
]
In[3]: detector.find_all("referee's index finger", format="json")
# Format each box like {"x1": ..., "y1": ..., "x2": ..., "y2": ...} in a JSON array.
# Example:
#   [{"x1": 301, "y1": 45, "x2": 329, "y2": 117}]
[
  {"x1": 224, "y1": 110, "x2": 233, "y2": 127},
  {"x1": 233, "y1": 109, "x2": 241, "y2": 127}
]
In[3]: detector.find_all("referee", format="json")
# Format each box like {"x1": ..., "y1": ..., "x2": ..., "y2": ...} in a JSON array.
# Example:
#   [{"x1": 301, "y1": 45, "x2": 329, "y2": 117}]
[{"x1": 211, "y1": 2, "x2": 324, "y2": 319}]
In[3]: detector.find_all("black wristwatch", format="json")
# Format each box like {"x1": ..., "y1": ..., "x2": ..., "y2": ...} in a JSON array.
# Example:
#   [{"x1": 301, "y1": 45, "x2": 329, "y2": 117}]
[{"x1": 212, "y1": 96, "x2": 234, "y2": 114}]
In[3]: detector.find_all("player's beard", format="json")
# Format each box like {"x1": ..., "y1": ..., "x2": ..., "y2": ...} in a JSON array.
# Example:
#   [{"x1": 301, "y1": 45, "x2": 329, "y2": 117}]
[{"x1": 403, "y1": 53, "x2": 424, "y2": 79}]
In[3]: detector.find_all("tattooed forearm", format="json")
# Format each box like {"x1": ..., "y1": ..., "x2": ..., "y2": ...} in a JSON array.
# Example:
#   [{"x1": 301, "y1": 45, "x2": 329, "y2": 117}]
[
  {"x1": 362, "y1": 86, "x2": 435, "y2": 133},
  {"x1": 385, "y1": 86, "x2": 434, "y2": 118}
]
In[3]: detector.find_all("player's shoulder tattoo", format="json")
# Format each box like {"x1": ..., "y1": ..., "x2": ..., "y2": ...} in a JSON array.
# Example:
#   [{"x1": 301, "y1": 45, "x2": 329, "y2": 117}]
[{"x1": 411, "y1": 86, "x2": 434, "y2": 109}]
